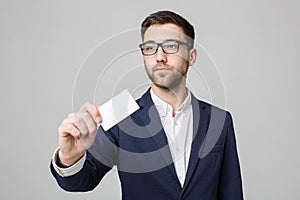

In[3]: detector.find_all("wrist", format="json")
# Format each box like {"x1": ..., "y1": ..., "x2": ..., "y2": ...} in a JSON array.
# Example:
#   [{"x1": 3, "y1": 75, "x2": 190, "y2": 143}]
[{"x1": 57, "y1": 149, "x2": 85, "y2": 167}]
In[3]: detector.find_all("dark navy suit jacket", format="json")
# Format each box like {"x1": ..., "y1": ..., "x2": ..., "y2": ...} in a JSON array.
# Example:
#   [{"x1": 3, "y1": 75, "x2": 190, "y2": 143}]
[{"x1": 50, "y1": 88, "x2": 243, "y2": 200}]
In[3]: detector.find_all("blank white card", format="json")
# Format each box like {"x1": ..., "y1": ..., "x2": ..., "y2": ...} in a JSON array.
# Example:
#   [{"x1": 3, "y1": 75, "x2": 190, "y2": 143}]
[{"x1": 98, "y1": 89, "x2": 140, "y2": 131}]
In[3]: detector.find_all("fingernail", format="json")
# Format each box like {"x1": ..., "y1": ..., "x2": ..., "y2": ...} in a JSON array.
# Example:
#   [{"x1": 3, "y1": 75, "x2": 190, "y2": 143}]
[{"x1": 96, "y1": 116, "x2": 101, "y2": 123}]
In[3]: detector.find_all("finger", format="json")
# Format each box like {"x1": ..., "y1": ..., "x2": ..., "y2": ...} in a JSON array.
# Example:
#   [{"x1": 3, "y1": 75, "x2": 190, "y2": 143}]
[
  {"x1": 65, "y1": 114, "x2": 89, "y2": 136},
  {"x1": 58, "y1": 123, "x2": 80, "y2": 139},
  {"x1": 80, "y1": 102, "x2": 102, "y2": 123},
  {"x1": 73, "y1": 111, "x2": 97, "y2": 137},
  {"x1": 79, "y1": 102, "x2": 102, "y2": 123}
]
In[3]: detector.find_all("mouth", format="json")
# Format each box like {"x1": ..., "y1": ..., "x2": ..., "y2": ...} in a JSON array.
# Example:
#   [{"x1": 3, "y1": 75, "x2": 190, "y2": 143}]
[{"x1": 154, "y1": 65, "x2": 171, "y2": 71}]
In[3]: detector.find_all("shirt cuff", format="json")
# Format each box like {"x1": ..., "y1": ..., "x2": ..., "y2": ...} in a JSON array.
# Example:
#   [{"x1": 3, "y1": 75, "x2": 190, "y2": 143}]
[{"x1": 52, "y1": 147, "x2": 86, "y2": 177}]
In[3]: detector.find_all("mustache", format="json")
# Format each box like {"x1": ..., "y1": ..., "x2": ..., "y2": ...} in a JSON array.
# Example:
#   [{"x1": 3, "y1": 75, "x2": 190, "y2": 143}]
[{"x1": 153, "y1": 64, "x2": 172, "y2": 70}]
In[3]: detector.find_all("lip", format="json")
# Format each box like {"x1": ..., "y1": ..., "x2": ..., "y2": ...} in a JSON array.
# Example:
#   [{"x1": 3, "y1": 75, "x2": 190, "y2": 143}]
[{"x1": 154, "y1": 67, "x2": 171, "y2": 71}]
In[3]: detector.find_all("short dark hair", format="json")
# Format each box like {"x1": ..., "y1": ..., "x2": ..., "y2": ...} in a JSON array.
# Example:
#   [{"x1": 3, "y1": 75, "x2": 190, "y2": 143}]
[{"x1": 141, "y1": 10, "x2": 195, "y2": 47}]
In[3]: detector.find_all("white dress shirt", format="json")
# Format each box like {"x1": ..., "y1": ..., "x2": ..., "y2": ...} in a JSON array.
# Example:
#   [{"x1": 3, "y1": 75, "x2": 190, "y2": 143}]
[
  {"x1": 52, "y1": 88, "x2": 194, "y2": 187},
  {"x1": 150, "y1": 88, "x2": 193, "y2": 187}
]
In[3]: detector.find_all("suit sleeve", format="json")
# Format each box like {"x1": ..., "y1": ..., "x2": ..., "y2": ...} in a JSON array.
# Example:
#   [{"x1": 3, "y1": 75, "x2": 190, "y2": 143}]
[
  {"x1": 50, "y1": 126, "x2": 119, "y2": 192},
  {"x1": 218, "y1": 112, "x2": 244, "y2": 199}
]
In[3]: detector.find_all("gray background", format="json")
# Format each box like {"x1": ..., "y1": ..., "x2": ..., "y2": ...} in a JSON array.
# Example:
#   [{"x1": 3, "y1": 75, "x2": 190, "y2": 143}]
[{"x1": 1, "y1": 0, "x2": 299, "y2": 199}]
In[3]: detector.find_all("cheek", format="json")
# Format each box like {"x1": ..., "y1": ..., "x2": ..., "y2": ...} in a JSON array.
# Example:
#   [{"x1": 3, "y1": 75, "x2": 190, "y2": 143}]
[
  {"x1": 176, "y1": 49, "x2": 190, "y2": 61},
  {"x1": 144, "y1": 61, "x2": 154, "y2": 74},
  {"x1": 173, "y1": 59, "x2": 189, "y2": 74},
  {"x1": 143, "y1": 56, "x2": 155, "y2": 64},
  {"x1": 169, "y1": 55, "x2": 189, "y2": 67}
]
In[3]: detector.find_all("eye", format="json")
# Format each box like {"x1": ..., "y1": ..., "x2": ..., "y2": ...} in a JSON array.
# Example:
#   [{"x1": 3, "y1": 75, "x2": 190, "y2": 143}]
[
  {"x1": 143, "y1": 43, "x2": 157, "y2": 51},
  {"x1": 163, "y1": 42, "x2": 178, "y2": 49},
  {"x1": 145, "y1": 46, "x2": 155, "y2": 50}
]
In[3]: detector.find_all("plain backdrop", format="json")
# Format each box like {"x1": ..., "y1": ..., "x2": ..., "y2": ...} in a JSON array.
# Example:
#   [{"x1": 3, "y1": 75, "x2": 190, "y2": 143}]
[{"x1": 1, "y1": 0, "x2": 299, "y2": 199}]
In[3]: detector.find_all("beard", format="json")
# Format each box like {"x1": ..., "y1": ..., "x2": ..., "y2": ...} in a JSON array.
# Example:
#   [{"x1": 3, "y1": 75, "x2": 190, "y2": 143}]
[{"x1": 145, "y1": 64, "x2": 188, "y2": 90}]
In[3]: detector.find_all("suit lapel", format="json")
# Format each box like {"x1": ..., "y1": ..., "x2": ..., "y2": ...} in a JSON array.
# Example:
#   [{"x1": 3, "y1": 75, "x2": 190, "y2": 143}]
[
  {"x1": 137, "y1": 89, "x2": 179, "y2": 183},
  {"x1": 182, "y1": 95, "x2": 210, "y2": 191},
  {"x1": 136, "y1": 89, "x2": 211, "y2": 190}
]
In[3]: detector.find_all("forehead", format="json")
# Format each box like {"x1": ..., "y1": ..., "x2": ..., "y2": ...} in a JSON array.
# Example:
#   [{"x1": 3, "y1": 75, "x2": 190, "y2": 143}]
[{"x1": 143, "y1": 23, "x2": 186, "y2": 42}]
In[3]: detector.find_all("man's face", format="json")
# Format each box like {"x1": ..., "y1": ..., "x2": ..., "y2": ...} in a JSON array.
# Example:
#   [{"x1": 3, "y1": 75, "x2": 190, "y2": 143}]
[{"x1": 142, "y1": 23, "x2": 196, "y2": 90}]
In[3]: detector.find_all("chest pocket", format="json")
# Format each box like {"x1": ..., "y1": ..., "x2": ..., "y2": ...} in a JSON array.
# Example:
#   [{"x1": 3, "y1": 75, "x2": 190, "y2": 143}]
[{"x1": 199, "y1": 144, "x2": 224, "y2": 171}]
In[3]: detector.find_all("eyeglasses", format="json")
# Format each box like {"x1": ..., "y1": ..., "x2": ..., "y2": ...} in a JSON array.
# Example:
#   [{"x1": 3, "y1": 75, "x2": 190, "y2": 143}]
[{"x1": 139, "y1": 40, "x2": 191, "y2": 56}]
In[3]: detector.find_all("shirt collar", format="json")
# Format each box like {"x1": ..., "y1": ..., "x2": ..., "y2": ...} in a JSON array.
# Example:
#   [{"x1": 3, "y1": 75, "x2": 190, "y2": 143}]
[{"x1": 150, "y1": 88, "x2": 191, "y2": 117}]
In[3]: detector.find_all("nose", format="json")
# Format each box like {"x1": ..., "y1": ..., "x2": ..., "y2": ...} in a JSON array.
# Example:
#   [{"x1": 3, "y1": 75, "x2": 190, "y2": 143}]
[{"x1": 155, "y1": 47, "x2": 167, "y2": 63}]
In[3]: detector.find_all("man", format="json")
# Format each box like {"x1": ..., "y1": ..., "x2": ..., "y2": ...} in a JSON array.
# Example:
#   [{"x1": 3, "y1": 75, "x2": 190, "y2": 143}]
[{"x1": 50, "y1": 10, "x2": 244, "y2": 200}]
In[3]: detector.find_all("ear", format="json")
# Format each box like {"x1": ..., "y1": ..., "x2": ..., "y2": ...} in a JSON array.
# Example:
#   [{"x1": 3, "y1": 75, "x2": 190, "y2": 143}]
[{"x1": 188, "y1": 48, "x2": 198, "y2": 66}]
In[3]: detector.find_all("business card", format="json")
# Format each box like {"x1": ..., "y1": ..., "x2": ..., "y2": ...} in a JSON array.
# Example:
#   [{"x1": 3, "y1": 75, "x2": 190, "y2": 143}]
[{"x1": 98, "y1": 89, "x2": 140, "y2": 131}]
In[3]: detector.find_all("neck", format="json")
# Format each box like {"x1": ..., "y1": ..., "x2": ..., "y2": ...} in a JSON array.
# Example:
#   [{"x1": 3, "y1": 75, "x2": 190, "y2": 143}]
[{"x1": 151, "y1": 82, "x2": 188, "y2": 111}]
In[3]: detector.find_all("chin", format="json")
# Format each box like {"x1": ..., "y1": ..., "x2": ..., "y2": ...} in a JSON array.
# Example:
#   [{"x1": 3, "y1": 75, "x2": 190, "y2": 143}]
[
  {"x1": 154, "y1": 80, "x2": 178, "y2": 90},
  {"x1": 154, "y1": 83, "x2": 169, "y2": 90},
  {"x1": 153, "y1": 78, "x2": 171, "y2": 88}
]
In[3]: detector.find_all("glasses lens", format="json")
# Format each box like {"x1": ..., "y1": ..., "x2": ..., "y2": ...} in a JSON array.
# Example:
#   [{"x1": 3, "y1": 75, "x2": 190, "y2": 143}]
[
  {"x1": 162, "y1": 41, "x2": 179, "y2": 53},
  {"x1": 141, "y1": 43, "x2": 157, "y2": 55}
]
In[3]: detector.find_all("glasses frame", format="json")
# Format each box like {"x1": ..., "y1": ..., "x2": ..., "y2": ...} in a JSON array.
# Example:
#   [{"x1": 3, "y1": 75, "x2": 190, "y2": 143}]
[{"x1": 139, "y1": 40, "x2": 192, "y2": 56}]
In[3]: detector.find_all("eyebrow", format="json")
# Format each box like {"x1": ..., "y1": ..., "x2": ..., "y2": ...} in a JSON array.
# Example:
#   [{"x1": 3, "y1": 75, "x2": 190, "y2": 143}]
[
  {"x1": 143, "y1": 40, "x2": 156, "y2": 43},
  {"x1": 143, "y1": 39, "x2": 181, "y2": 43}
]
